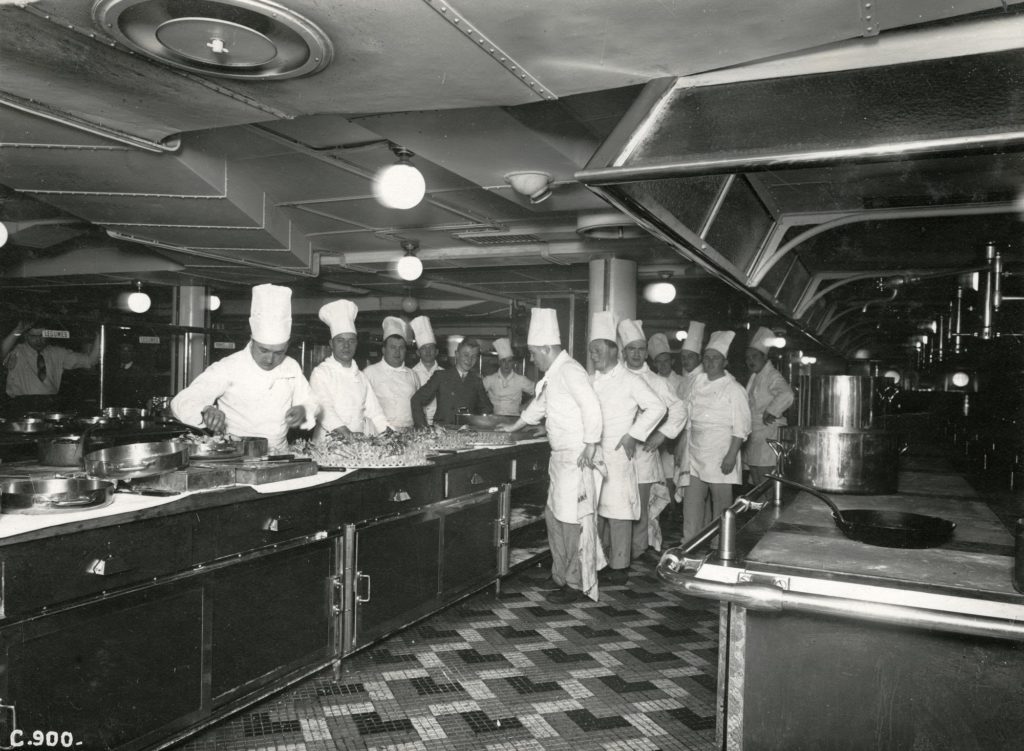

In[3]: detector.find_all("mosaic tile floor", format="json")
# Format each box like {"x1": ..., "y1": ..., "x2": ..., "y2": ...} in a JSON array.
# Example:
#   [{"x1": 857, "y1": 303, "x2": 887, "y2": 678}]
[{"x1": 176, "y1": 517, "x2": 719, "y2": 751}]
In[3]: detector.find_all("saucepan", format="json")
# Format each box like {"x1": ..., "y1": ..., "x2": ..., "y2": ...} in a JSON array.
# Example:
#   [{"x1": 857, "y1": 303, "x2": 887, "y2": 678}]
[
  {"x1": 0, "y1": 478, "x2": 114, "y2": 514},
  {"x1": 102, "y1": 406, "x2": 151, "y2": 420},
  {"x1": 84, "y1": 439, "x2": 189, "y2": 480},
  {"x1": 767, "y1": 473, "x2": 955, "y2": 549}
]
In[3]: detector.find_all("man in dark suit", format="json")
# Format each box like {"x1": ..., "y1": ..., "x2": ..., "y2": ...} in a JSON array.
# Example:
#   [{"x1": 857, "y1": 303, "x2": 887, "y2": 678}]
[{"x1": 411, "y1": 337, "x2": 493, "y2": 426}]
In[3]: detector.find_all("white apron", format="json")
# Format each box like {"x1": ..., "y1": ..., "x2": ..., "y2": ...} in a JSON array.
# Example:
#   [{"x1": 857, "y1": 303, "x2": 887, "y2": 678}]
[
  {"x1": 685, "y1": 371, "x2": 750, "y2": 485},
  {"x1": 673, "y1": 365, "x2": 703, "y2": 490},
  {"x1": 744, "y1": 361, "x2": 794, "y2": 467}
]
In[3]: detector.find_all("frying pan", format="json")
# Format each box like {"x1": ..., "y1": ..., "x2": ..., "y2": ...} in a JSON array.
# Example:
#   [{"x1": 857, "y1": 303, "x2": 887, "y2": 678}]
[{"x1": 767, "y1": 473, "x2": 955, "y2": 549}]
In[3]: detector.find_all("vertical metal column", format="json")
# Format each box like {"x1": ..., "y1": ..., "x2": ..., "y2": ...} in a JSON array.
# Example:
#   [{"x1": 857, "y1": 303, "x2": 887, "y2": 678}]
[
  {"x1": 173, "y1": 286, "x2": 209, "y2": 392},
  {"x1": 981, "y1": 243, "x2": 997, "y2": 340},
  {"x1": 587, "y1": 258, "x2": 638, "y2": 358}
]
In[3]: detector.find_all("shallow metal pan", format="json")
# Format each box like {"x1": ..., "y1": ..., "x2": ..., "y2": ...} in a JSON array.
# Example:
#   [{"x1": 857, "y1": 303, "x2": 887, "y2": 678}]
[
  {"x1": 84, "y1": 439, "x2": 189, "y2": 480},
  {"x1": 1, "y1": 478, "x2": 114, "y2": 514}
]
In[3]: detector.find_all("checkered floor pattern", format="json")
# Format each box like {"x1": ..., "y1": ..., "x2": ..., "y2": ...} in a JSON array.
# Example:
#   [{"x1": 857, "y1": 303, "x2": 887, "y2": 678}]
[{"x1": 176, "y1": 541, "x2": 719, "y2": 750}]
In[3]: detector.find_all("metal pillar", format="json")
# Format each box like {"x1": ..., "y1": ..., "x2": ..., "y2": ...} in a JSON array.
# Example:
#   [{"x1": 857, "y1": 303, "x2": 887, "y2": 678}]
[
  {"x1": 173, "y1": 286, "x2": 209, "y2": 391},
  {"x1": 588, "y1": 257, "x2": 637, "y2": 324}
]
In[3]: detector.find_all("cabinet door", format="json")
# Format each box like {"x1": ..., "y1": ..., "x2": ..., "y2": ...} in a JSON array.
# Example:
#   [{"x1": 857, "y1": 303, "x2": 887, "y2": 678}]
[
  {"x1": 440, "y1": 489, "x2": 503, "y2": 597},
  {"x1": 0, "y1": 581, "x2": 204, "y2": 751},
  {"x1": 351, "y1": 512, "x2": 441, "y2": 651},
  {"x1": 209, "y1": 541, "x2": 334, "y2": 703}
]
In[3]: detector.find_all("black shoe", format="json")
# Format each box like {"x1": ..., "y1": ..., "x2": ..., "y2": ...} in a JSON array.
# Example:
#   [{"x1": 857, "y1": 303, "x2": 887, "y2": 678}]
[
  {"x1": 640, "y1": 548, "x2": 663, "y2": 565},
  {"x1": 534, "y1": 575, "x2": 562, "y2": 591},
  {"x1": 598, "y1": 568, "x2": 629, "y2": 585},
  {"x1": 545, "y1": 585, "x2": 585, "y2": 604}
]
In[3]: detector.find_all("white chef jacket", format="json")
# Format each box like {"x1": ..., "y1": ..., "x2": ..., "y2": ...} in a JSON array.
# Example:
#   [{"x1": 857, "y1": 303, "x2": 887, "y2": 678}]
[
  {"x1": 627, "y1": 363, "x2": 686, "y2": 484},
  {"x1": 364, "y1": 360, "x2": 418, "y2": 429},
  {"x1": 744, "y1": 360, "x2": 795, "y2": 467},
  {"x1": 591, "y1": 364, "x2": 666, "y2": 520},
  {"x1": 674, "y1": 364, "x2": 704, "y2": 487},
  {"x1": 664, "y1": 370, "x2": 685, "y2": 397},
  {"x1": 309, "y1": 356, "x2": 390, "y2": 439},
  {"x1": 482, "y1": 371, "x2": 536, "y2": 416},
  {"x1": 519, "y1": 350, "x2": 602, "y2": 524},
  {"x1": 170, "y1": 347, "x2": 317, "y2": 454},
  {"x1": 412, "y1": 361, "x2": 443, "y2": 424},
  {"x1": 683, "y1": 371, "x2": 751, "y2": 485}
]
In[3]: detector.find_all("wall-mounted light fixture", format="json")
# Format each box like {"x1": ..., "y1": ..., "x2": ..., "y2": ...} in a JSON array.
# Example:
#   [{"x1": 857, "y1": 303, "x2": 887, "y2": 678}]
[
  {"x1": 373, "y1": 144, "x2": 426, "y2": 209},
  {"x1": 394, "y1": 240, "x2": 423, "y2": 281}
]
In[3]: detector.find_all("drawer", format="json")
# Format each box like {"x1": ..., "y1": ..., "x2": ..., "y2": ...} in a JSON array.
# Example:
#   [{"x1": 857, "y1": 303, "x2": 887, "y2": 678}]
[
  {"x1": 444, "y1": 459, "x2": 510, "y2": 498},
  {"x1": 513, "y1": 451, "x2": 549, "y2": 482},
  {"x1": 1, "y1": 516, "x2": 194, "y2": 617},
  {"x1": 325, "y1": 469, "x2": 438, "y2": 527},
  {"x1": 193, "y1": 493, "x2": 326, "y2": 562}
]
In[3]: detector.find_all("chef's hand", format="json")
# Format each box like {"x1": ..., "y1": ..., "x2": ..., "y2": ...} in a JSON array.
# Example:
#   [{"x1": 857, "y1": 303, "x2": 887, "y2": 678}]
[
  {"x1": 720, "y1": 453, "x2": 738, "y2": 475},
  {"x1": 578, "y1": 442, "x2": 597, "y2": 469},
  {"x1": 330, "y1": 426, "x2": 354, "y2": 439},
  {"x1": 285, "y1": 406, "x2": 306, "y2": 428},
  {"x1": 617, "y1": 434, "x2": 639, "y2": 460},
  {"x1": 498, "y1": 419, "x2": 527, "y2": 433},
  {"x1": 762, "y1": 411, "x2": 777, "y2": 426},
  {"x1": 643, "y1": 432, "x2": 666, "y2": 452},
  {"x1": 201, "y1": 405, "x2": 227, "y2": 433}
]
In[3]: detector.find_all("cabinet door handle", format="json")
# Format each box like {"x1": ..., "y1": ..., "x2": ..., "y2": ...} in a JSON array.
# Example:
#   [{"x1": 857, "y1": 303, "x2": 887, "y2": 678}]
[
  {"x1": 86, "y1": 556, "x2": 135, "y2": 576},
  {"x1": 264, "y1": 516, "x2": 291, "y2": 533},
  {"x1": 355, "y1": 572, "x2": 371, "y2": 604},
  {"x1": 390, "y1": 489, "x2": 412, "y2": 503},
  {"x1": 494, "y1": 519, "x2": 509, "y2": 546}
]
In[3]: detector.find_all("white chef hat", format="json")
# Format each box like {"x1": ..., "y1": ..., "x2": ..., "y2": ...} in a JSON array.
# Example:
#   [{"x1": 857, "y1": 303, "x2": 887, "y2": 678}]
[
  {"x1": 681, "y1": 320, "x2": 705, "y2": 353},
  {"x1": 589, "y1": 311, "x2": 617, "y2": 343},
  {"x1": 706, "y1": 330, "x2": 735, "y2": 357},
  {"x1": 249, "y1": 284, "x2": 292, "y2": 345},
  {"x1": 410, "y1": 315, "x2": 436, "y2": 347},
  {"x1": 493, "y1": 337, "x2": 514, "y2": 360},
  {"x1": 648, "y1": 333, "x2": 671, "y2": 359},
  {"x1": 749, "y1": 326, "x2": 776, "y2": 354},
  {"x1": 617, "y1": 318, "x2": 645, "y2": 347},
  {"x1": 319, "y1": 299, "x2": 358, "y2": 338},
  {"x1": 382, "y1": 316, "x2": 409, "y2": 342},
  {"x1": 446, "y1": 334, "x2": 464, "y2": 359},
  {"x1": 527, "y1": 308, "x2": 561, "y2": 346}
]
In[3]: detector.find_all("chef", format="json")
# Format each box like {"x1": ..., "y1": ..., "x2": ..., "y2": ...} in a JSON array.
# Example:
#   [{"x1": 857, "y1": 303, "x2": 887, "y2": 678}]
[
  {"x1": 648, "y1": 333, "x2": 684, "y2": 394},
  {"x1": 482, "y1": 337, "x2": 535, "y2": 416},
  {"x1": 744, "y1": 326, "x2": 795, "y2": 485},
  {"x1": 410, "y1": 315, "x2": 443, "y2": 424},
  {"x1": 411, "y1": 337, "x2": 492, "y2": 426},
  {"x1": 590, "y1": 313, "x2": 666, "y2": 585},
  {"x1": 170, "y1": 284, "x2": 316, "y2": 453},
  {"x1": 309, "y1": 299, "x2": 390, "y2": 439},
  {"x1": 619, "y1": 319, "x2": 686, "y2": 560},
  {"x1": 673, "y1": 320, "x2": 706, "y2": 493},
  {"x1": 364, "y1": 317, "x2": 418, "y2": 430},
  {"x1": 680, "y1": 330, "x2": 751, "y2": 543},
  {"x1": 499, "y1": 309, "x2": 602, "y2": 604}
]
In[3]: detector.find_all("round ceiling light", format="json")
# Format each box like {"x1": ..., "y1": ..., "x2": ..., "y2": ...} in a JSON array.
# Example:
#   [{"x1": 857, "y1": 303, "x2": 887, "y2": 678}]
[
  {"x1": 396, "y1": 255, "x2": 423, "y2": 281},
  {"x1": 374, "y1": 163, "x2": 426, "y2": 210},
  {"x1": 643, "y1": 282, "x2": 676, "y2": 304},
  {"x1": 951, "y1": 371, "x2": 970, "y2": 388},
  {"x1": 92, "y1": 0, "x2": 333, "y2": 80}
]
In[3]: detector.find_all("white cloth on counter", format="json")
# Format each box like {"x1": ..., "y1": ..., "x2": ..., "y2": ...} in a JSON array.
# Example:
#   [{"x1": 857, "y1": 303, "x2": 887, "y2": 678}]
[
  {"x1": 591, "y1": 363, "x2": 665, "y2": 521},
  {"x1": 744, "y1": 359, "x2": 795, "y2": 467},
  {"x1": 170, "y1": 347, "x2": 316, "y2": 454},
  {"x1": 364, "y1": 360, "x2": 418, "y2": 429},
  {"x1": 310, "y1": 357, "x2": 389, "y2": 438},
  {"x1": 683, "y1": 371, "x2": 751, "y2": 485},
  {"x1": 412, "y1": 361, "x2": 443, "y2": 424},
  {"x1": 626, "y1": 362, "x2": 686, "y2": 484},
  {"x1": 482, "y1": 370, "x2": 535, "y2": 416},
  {"x1": 519, "y1": 350, "x2": 602, "y2": 523}
]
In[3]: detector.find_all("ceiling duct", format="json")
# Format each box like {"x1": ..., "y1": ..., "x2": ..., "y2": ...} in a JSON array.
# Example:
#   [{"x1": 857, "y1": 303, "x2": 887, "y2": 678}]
[{"x1": 92, "y1": 0, "x2": 333, "y2": 80}]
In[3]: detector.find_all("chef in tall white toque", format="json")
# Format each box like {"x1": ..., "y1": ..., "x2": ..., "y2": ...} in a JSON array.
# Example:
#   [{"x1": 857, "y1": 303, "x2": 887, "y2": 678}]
[
  {"x1": 673, "y1": 320, "x2": 706, "y2": 493},
  {"x1": 648, "y1": 333, "x2": 684, "y2": 394},
  {"x1": 410, "y1": 315, "x2": 443, "y2": 424},
  {"x1": 743, "y1": 326, "x2": 794, "y2": 485},
  {"x1": 679, "y1": 330, "x2": 751, "y2": 543},
  {"x1": 309, "y1": 299, "x2": 390, "y2": 440},
  {"x1": 590, "y1": 312, "x2": 666, "y2": 586},
  {"x1": 171, "y1": 283, "x2": 317, "y2": 453},
  {"x1": 618, "y1": 319, "x2": 686, "y2": 559},
  {"x1": 499, "y1": 309, "x2": 603, "y2": 604},
  {"x1": 364, "y1": 316, "x2": 418, "y2": 430},
  {"x1": 482, "y1": 337, "x2": 535, "y2": 416}
]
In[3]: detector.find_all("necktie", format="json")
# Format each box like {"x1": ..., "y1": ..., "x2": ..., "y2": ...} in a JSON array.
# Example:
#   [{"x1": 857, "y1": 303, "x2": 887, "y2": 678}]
[{"x1": 36, "y1": 352, "x2": 47, "y2": 383}]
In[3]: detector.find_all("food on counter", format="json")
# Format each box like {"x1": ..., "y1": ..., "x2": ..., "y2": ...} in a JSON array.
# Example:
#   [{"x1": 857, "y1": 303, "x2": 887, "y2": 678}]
[
  {"x1": 182, "y1": 432, "x2": 239, "y2": 448},
  {"x1": 292, "y1": 426, "x2": 508, "y2": 468}
]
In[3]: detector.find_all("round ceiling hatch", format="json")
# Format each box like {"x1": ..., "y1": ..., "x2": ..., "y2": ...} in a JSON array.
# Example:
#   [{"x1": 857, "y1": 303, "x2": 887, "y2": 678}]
[{"x1": 92, "y1": 0, "x2": 333, "y2": 80}]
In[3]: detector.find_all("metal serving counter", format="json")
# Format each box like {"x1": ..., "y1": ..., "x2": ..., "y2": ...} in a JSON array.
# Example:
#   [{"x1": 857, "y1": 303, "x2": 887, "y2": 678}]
[{"x1": 659, "y1": 461, "x2": 1024, "y2": 751}]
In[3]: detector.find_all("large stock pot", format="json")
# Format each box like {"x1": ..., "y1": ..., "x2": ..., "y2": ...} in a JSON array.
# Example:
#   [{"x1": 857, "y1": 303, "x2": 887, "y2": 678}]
[
  {"x1": 778, "y1": 426, "x2": 900, "y2": 494},
  {"x1": 802, "y1": 375, "x2": 882, "y2": 429}
]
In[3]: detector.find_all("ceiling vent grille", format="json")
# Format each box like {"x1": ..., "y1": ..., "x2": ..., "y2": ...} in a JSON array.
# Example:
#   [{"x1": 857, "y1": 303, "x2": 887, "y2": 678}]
[
  {"x1": 92, "y1": 0, "x2": 333, "y2": 80},
  {"x1": 452, "y1": 231, "x2": 545, "y2": 246}
]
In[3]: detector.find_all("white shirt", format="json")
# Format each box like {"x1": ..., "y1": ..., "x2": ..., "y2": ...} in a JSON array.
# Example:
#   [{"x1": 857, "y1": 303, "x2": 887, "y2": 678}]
[
  {"x1": 412, "y1": 361, "x2": 443, "y2": 424},
  {"x1": 364, "y1": 360, "x2": 418, "y2": 429},
  {"x1": 309, "y1": 356, "x2": 390, "y2": 437},
  {"x1": 4, "y1": 342, "x2": 94, "y2": 396},
  {"x1": 170, "y1": 347, "x2": 317, "y2": 453},
  {"x1": 482, "y1": 370, "x2": 536, "y2": 415},
  {"x1": 627, "y1": 362, "x2": 687, "y2": 483}
]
